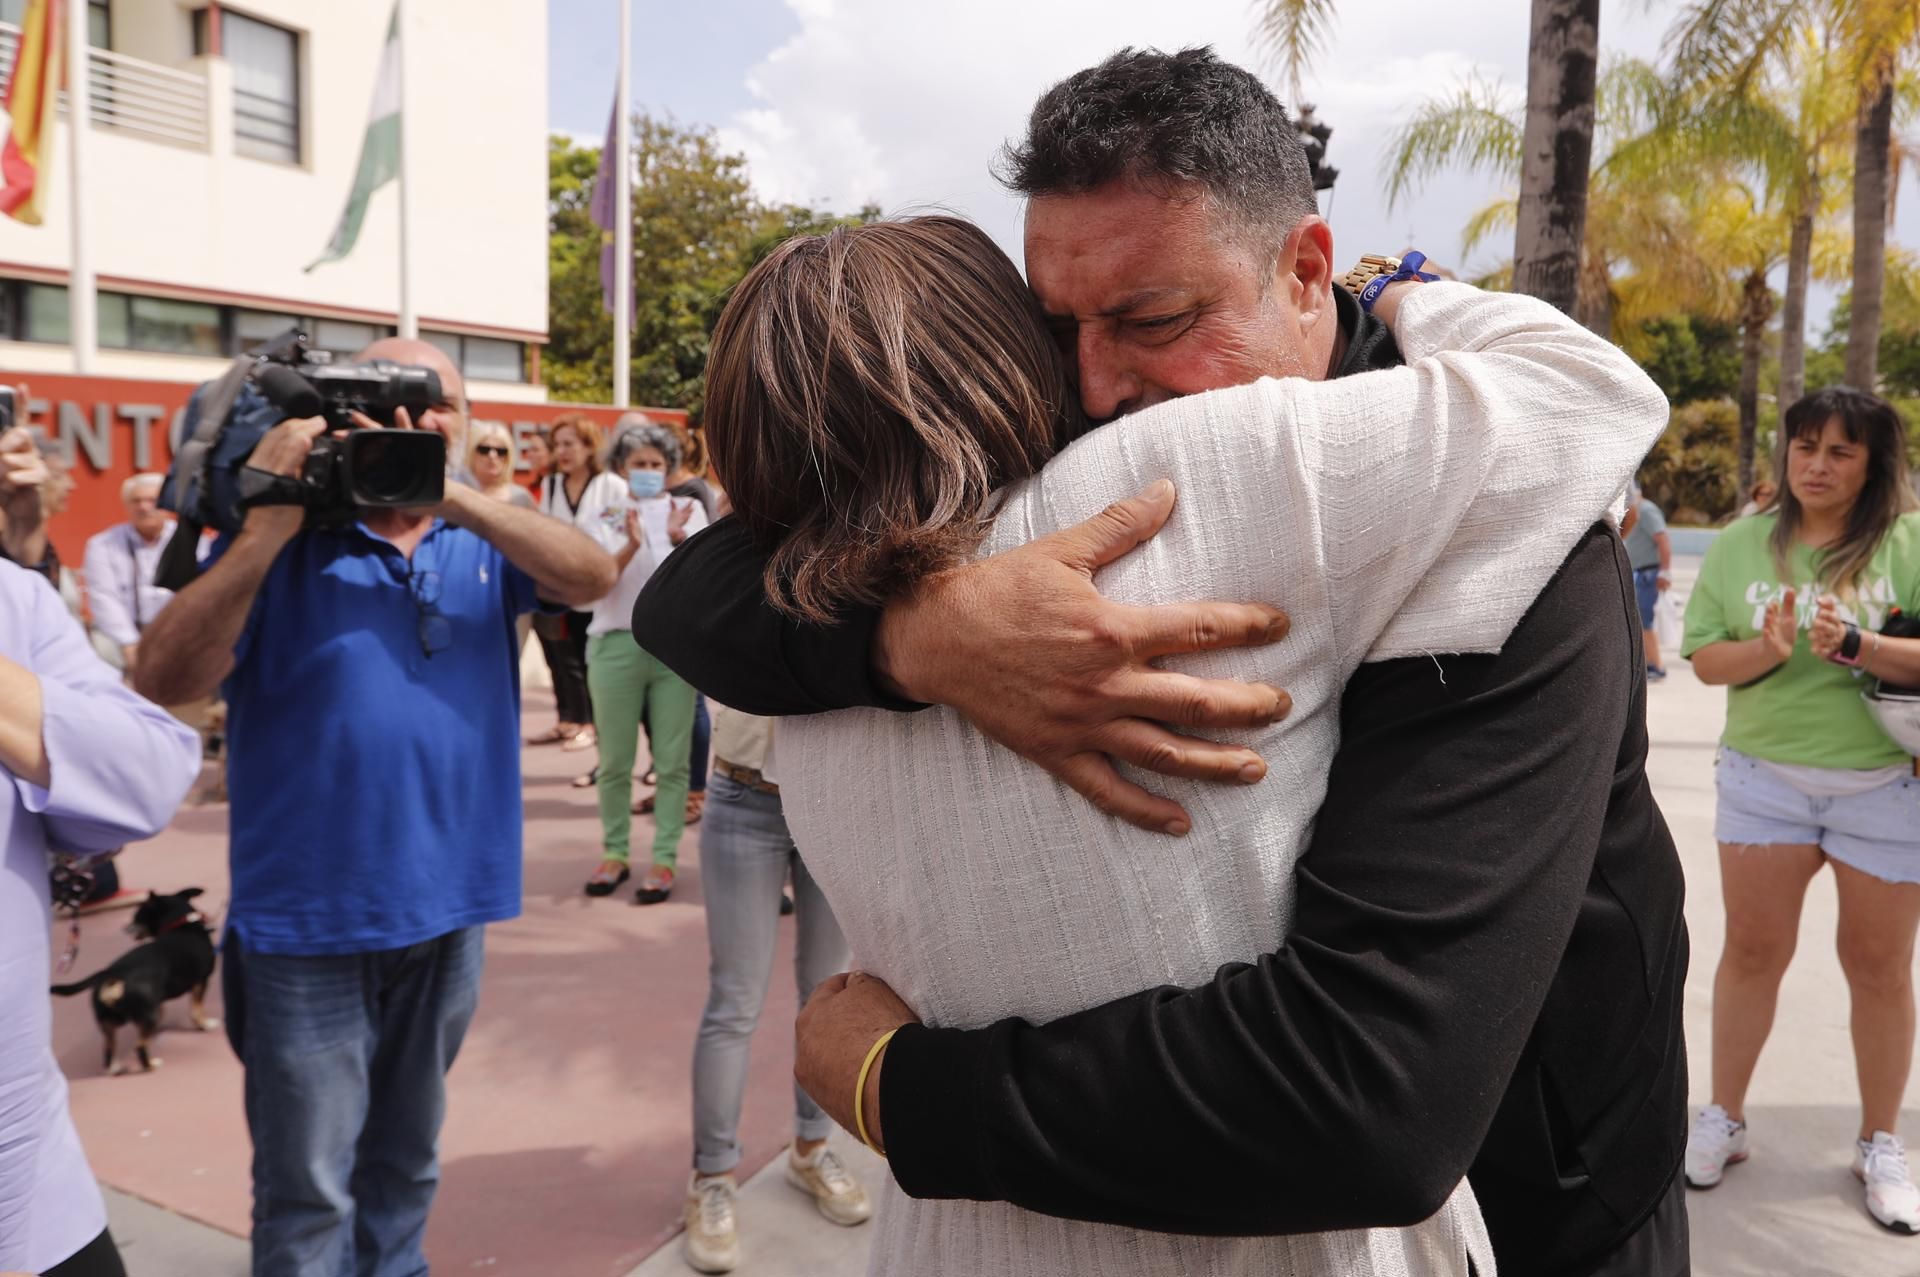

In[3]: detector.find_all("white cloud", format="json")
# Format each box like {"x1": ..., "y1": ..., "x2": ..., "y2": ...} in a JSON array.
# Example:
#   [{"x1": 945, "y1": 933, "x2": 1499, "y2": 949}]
[{"x1": 714, "y1": 0, "x2": 1912, "y2": 331}]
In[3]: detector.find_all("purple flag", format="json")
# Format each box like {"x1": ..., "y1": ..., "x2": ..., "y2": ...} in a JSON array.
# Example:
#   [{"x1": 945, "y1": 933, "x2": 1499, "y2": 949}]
[{"x1": 591, "y1": 95, "x2": 632, "y2": 320}]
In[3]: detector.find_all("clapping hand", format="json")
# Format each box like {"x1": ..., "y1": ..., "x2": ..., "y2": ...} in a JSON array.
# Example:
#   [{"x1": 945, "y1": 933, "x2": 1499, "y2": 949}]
[
  {"x1": 0, "y1": 426, "x2": 48, "y2": 513},
  {"x1": 624, "y1": 506, "x2": 645, "y2": 546},
  {"x1": 667, "y1": 497, "x2": 694, "y2": 544},
  {"x1": 1760, "y1": 588, "x2": 1800, "y2": 665},
  {"x1": 1808, "y1": 596, "x2": 1848, "y2": 662}
]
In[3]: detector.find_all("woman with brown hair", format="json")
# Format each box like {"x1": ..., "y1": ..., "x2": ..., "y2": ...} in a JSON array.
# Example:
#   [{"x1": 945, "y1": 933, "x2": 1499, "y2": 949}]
[
  {"x1": 528, "y1": 413, "x2": 620, "y2": 749},
  {"x1": 1681, "y1": 387, "x2": 1920, "y2": 1232},
  {"x1": 695, "y1": 214, "x2": 1665, "y2": 1275}
]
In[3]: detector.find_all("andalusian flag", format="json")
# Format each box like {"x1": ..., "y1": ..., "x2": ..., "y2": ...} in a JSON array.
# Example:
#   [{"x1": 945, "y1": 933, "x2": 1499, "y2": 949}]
[
  {"x1": 0, "y1": 0, "x2": 65, "y2": 225},
  {"x1": 307, "y1": 4, "x2": 400, "y2": 270}
]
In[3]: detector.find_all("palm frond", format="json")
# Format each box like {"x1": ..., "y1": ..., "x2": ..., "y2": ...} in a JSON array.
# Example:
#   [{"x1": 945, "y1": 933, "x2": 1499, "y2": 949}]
[
  {"x1": 1459, "y1": 194, "x2": 1518, "y2": 259},
  {"x1": 1379, "y1": 75, "x2": 1523, "y2": 212},
  {"x1": 1663, "y1": 0, "x2": 1813, "y2": 98},
  {"x1": 1250, "y1": 0, "x2": 1340, "y2": 104}
]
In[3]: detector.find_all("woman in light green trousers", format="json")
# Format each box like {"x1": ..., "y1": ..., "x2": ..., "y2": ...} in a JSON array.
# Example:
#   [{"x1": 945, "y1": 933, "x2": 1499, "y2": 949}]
[{"x1": 579, "y1": 420, "x2": 709, "y2": 904}]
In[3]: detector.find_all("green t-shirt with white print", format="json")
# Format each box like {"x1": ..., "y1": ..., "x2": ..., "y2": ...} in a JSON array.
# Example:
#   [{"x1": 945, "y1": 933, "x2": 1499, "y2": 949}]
[{"x1": 1681, "y1": 511, "x2": 1920, "y2": 769}]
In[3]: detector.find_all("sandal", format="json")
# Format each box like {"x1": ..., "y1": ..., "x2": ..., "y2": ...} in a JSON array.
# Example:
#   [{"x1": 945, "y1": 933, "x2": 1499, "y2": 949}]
[
  {"x1": 635, "y1": 867, "x2": 675, "y2": 905},
  {"x1": 561, "y1": 726, "x2": 598, "y2": 753},
  {"x1": 633, "y1": 793, "x2": 656, "y2": 816},
  {"x1": 585, "y1": 859, "x2": 630, "y2": 897},
  {"x1": 526, "y1": 723, "x2": 576, "y2": 745},
  {"x1": 684, "y1": 791, "x2": 705, "y2": 826},
  {"x1": 571, "y1": 766, "x2": 599, "y2": 789}
]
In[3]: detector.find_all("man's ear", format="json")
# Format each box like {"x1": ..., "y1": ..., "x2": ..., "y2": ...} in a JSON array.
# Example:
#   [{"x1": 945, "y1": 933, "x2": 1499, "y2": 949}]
[{"x1": 1277, "y1": 217, "x2": 1336, "y2": 313}]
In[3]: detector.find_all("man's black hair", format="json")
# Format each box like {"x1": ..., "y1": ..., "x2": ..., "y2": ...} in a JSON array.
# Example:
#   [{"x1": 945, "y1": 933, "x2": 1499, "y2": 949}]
[{"x1": 998, "y1": 46, "x2": 1318, "y2": 244}]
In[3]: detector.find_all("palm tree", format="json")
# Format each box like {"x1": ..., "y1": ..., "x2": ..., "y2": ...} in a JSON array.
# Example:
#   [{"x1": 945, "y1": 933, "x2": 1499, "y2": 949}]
[
  {"x1": 1513, "y1": 0, "x2": 1602, "y2": 314},
  {"x1": 1383, "y1": 59, "x2": 1709, "y2": 337},
  {"x1": 1385, "y1": 60, "x2": 1853, "y2": 489},
  {"x1": 1650, "y1": 26, "x2": 1859, "y2": 407},
  {"x1": 1255, "y1": 0, "x2": 1602, "y2": 314},
  {"x1": 1666, "y1": 0, "x2": 1920, "y2": 389}
]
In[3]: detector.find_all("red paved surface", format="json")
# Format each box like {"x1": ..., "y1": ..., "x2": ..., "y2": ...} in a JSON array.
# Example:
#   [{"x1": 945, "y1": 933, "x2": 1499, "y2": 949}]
[{"x1": 49, "y1": 691, "x2": 811, "y2": 1276}]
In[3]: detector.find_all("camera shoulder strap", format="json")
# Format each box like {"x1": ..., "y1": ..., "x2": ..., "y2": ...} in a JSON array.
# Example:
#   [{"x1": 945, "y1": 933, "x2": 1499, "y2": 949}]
[{"x1": 154, "y1": 354, "x2": 256, "y2": 592}]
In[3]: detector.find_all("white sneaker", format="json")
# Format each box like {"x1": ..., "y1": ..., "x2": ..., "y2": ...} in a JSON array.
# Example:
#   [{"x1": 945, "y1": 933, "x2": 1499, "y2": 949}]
[
  {"x1": 1684, "y1": 1104, "x2": 1749, "y2": 1189},
  {"x1": 785, "y1": 1145, "x2": 874, "y2": 1226},
  {"x1": 1856, "y1": 1131, "x2": 1920, "y2": 1235},
  {"x1": 684, "y1": 1174, "x2": 740, "y2": 1273}
]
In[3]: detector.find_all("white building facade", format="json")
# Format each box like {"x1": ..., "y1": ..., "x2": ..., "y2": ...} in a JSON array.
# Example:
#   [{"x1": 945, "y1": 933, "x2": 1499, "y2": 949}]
[{"x1": 0, "y1": 0, "x2": 550, "y2": 401}]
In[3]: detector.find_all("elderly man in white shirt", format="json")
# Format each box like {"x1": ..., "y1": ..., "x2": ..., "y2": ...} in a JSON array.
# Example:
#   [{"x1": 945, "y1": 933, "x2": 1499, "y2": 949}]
[{"x1": 81, "y1": 474, "x2": 175, "y2": 675}]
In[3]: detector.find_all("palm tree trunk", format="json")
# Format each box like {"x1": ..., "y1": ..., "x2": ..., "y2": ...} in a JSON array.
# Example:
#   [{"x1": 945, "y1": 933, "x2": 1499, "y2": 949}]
[
  {"x1": 1512, "y1": 0, "x2": 1600, "y2": 314},
  {"x1": 1778, "y1": 206, "x2": 1814, "y2": 409},
  {"x1": 1737, "y1": 271, "x2": 1773, "y2": 496},
  {"x1": 1845, "y1": 76, "x2": 1894, "y2": 389}
]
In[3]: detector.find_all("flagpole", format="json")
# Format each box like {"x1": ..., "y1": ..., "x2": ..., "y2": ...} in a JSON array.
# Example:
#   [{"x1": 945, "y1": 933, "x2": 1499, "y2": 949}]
[
  {"x1": 66, "y1": 0, "x2": 95, "y2": 373},
  {"x1": 395, "y1": 0, "x2": 417, "y2": 338},
  {"x1": 613, "y1": 0, "x2": 631, "y2": 408}
]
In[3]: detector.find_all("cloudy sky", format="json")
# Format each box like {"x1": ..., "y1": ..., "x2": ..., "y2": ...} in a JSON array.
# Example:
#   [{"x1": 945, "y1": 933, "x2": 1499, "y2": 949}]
[{"x1": 549, "y1": 0, "x2": 1918, "y2": 334}]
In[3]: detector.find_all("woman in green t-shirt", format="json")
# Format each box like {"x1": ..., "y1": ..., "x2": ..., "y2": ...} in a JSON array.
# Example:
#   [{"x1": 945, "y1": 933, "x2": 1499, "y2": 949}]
[{"x1": 1679, "y1": 387, "x2": 1920, "y2": 1232}]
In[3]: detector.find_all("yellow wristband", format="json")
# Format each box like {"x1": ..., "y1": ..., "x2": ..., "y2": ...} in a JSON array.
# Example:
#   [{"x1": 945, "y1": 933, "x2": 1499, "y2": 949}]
[{"x1": 854, "y1": 1027, "x2": 900, "y2": 1157}]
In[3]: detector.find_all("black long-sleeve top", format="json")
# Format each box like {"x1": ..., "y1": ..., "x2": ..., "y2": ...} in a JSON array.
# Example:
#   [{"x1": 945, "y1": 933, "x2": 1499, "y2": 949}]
[{"x1": 634, "y1": 292, "x2": 1688, "y2": 1275}]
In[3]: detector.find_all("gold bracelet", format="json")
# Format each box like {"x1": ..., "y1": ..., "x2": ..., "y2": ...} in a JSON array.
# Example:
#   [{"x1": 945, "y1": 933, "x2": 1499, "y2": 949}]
[{"x1": 854, "y1": 1027, "x2": 900, "y2": 1157}]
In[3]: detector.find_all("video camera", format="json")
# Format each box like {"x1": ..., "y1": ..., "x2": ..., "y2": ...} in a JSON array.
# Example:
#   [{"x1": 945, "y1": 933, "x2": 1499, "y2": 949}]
[
  {"x1": 161, "y1": 329, "x2": 445, "y2": 535},
  {"x1": 155, "y1": 329, "x2": 448, "y2": 589}
]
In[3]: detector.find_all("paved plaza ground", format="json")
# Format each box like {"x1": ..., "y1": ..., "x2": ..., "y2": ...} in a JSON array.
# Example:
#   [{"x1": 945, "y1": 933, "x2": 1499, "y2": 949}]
[{"x1": 47, "y1": 558, "x2": 1920, "y2": 1275}]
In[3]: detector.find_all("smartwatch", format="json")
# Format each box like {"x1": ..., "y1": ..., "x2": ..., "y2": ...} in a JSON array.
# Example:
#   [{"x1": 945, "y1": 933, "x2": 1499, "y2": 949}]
[{"x1": 1831, "y1": 621, "x2": 1865, "y2": 667}]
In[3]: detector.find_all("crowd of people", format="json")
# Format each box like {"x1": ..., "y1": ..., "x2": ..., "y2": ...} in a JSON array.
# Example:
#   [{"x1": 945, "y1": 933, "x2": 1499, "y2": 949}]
[{"x1": 3, "y1": 43, "x2": 1919, "y2": 1277}]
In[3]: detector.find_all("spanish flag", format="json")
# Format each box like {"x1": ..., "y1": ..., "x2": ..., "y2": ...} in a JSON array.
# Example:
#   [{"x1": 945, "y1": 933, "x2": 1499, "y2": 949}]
[{"x1": 0, "y1": 0, "x2": 64, "y2": 225}]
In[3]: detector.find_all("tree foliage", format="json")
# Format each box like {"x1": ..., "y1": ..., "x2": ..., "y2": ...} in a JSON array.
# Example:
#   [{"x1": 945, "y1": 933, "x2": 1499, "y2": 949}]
[
  {"x1": 1637, "y1": 316, "x2": 1743, "y2": 405},
  {"x1": 1639, "y1": 400, "x2": 1745, "y2": 520},
  {"x1": 545, "y1": 120, "x2": 876, "y2": 419}
]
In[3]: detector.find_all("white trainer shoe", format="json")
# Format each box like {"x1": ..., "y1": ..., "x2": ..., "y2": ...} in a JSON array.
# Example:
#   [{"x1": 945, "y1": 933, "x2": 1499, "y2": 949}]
[
  {"x1": 1684, "y1": 1104, "x2": 1749, "y2": 1189},
  {"x1": 786, "y1": 1146, "x2": 874, "y2": 1226},
  {"x1": 1856, "y1": 1131, "x2": 1920, "y2": 1235},
  {"x1": 684, "y1": 1173, "x2": 741, "y2": 1273}
]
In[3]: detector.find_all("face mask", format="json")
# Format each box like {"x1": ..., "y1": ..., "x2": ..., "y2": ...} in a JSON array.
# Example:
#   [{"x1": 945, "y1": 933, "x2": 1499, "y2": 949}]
[{"x1": 628, "y1": 470, "x2": 665, "y2": 500}]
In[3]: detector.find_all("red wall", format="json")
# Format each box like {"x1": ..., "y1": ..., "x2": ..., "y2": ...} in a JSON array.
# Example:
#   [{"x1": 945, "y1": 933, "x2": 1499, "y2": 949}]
[{"x1": 6, "y1": 372, "x2": 688, "y2": 567}]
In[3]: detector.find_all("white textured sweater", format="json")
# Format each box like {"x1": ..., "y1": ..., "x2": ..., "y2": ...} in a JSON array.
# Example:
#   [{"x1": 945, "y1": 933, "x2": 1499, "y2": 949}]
[{"x1": 782, "y1": 284, "x2": 1670, "y2": 1277}]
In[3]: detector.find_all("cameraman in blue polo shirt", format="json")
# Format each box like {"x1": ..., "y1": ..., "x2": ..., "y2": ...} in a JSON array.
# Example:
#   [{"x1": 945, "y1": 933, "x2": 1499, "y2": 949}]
[{"x1": 133, "y1": 340, "x2": 616, "y2": 1277}]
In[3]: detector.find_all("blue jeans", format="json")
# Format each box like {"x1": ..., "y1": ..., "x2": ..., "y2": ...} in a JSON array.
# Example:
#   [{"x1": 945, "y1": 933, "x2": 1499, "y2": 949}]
[
  {"x1": 1633, "y1": 566, "x2": 1661, "y2": 633},
  {"x1": 691, "y1": 773, "x2": 848, "y2": 1175},
  {"x1": 222, "y1": 927, "x2": 485, "y2": 1277}
]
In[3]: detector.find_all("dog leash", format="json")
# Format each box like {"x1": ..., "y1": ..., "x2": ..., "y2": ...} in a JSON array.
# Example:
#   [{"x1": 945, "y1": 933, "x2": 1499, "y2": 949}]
[{"x1": 49, "y1": 855, "x2": 98, "y2": 975}]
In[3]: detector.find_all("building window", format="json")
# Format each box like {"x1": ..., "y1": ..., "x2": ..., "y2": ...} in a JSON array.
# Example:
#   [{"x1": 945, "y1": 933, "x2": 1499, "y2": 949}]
[
  {"x1": 0, "y1": 1, "x2": 108, "y2": 47},
  {"x1": 463, "y1": 336, "x2": 523, "y2": 382},
  {"x1": 23, "y1": 283, "x2": 70, "y2": 343},
  {"x1": 422, "y1": 330, "x2": 526, "y2": 383},
  {"x1": 312, "y1": 318, "x2": 383, "y2": 357},
  {"x1": 421, "y1": 331, "x2": 462, "y2": 366},
  {"x1": 233, "y1": 308, "x2": 299, "y2": 354},
  {"x1": 196, "y1": 9, "x2": 300, "y2": 164},
  {"x1": 126, "y1": 296, "x2": 223, "y2": 356},
  {"x1": 1, "y1": 281, "x2": 527, "y2": 381}
]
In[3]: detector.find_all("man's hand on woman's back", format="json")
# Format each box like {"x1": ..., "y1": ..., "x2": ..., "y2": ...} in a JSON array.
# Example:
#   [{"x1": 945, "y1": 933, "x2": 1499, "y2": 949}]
[{"x1": 872, "y1": 480, "x2": 1292, "y2": 835}]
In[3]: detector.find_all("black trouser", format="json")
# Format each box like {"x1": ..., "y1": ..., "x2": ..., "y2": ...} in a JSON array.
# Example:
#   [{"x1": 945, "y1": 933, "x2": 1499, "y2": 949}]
[
  {"x1": 45, "y1": 1228, "x2": 127, "y2": 1277},
  {"x1": 1588, "y1": 1169, "x2": 1689, "y2": 1277},
  {"x1": 537, "y1": 611, "x2": 594, "y2": 724},
  {"x1": 1472, "y1": 1171, "x2": 1690, "y2": 1277}
]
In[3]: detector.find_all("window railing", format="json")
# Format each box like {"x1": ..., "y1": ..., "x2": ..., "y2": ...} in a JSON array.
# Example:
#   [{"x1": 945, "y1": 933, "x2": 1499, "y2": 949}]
[{"x1": 0, "y1": 22, "x2": 210, "y2": 150}]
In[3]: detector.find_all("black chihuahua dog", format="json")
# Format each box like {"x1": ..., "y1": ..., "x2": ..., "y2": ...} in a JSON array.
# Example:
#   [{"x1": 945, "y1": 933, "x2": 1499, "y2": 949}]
[{"x1": 51, "y1": 887, "x2": 219, "y2": 1074}]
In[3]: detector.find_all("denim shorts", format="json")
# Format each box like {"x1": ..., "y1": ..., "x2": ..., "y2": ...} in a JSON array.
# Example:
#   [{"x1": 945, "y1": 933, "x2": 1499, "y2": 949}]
[
  {"x1": 1632, "y1": 567, "x2": 1661, "y2": 632},
  {"x1": 1715, "y1": 747, "x2": 1920, "y2": 883}
]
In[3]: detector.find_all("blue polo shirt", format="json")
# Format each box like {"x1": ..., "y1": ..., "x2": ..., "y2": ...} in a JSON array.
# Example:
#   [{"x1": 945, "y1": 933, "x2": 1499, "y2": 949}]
[{"x1": 213, "y1": 519, "x2": 544, "y2": 955}]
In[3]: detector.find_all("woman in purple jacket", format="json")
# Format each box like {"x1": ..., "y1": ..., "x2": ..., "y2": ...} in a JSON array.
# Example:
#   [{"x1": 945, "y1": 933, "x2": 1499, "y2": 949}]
[{"x1": 0, "y1": 559, "x2": 200, "y2": 1277}]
